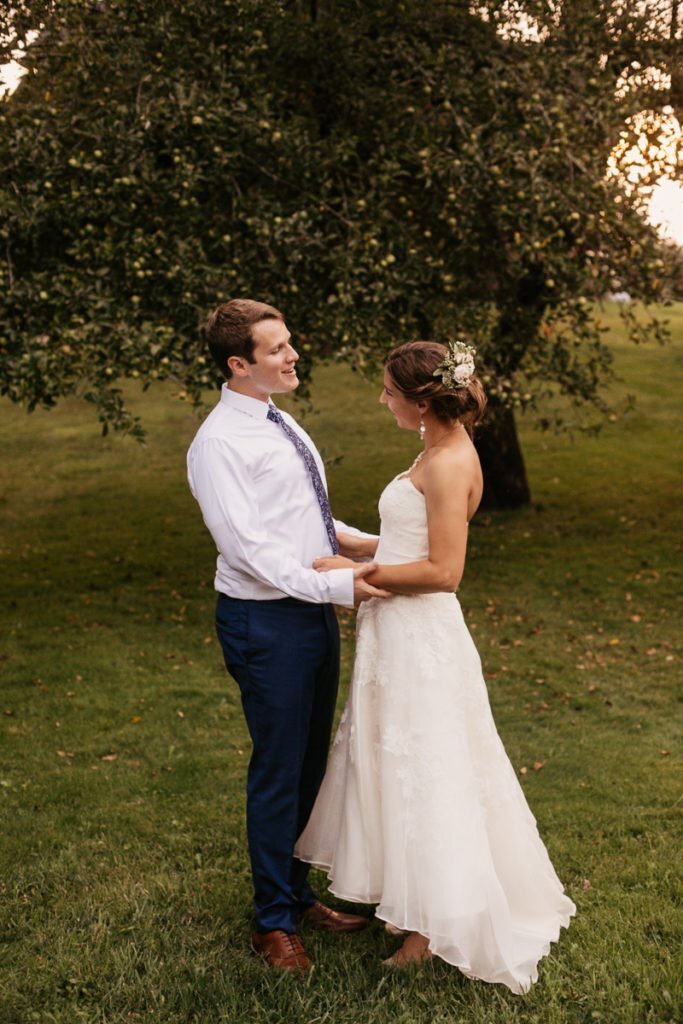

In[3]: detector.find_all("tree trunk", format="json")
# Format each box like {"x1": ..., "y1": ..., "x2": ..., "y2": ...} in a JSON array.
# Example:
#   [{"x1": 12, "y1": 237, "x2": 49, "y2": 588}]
[{"x1": 474, "y1": 401, "x2": 531, "y2": 510}]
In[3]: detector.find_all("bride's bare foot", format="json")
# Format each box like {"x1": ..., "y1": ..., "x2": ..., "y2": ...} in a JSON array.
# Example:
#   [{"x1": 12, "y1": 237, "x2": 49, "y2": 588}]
[{"x1": 382, "y1": 931, "x2": 432, "y2": 967}]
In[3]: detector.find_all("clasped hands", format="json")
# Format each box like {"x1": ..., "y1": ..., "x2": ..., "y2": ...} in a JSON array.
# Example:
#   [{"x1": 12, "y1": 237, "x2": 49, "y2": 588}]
[{"x1": 313, "y1": 532, "x2": 390, "y2": 605}]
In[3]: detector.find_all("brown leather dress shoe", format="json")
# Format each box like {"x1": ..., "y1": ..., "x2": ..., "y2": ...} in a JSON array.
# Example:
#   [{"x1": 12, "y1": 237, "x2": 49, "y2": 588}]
[
  {"x1": 301, "y1": 900, "x2": 369, "y2": 933},
  {"x1": 250, "y1": 930, "x2": 311, "y2": 971}
]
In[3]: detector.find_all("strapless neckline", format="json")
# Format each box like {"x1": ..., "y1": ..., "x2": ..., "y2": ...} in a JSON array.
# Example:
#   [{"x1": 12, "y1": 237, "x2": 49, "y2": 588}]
[{"x1": 393, "y1": 473, "x2": 424, "y2": 498}]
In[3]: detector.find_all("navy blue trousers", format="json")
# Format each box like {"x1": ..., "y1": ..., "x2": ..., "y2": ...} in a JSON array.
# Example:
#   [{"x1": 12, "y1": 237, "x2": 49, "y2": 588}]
[{"x1": 215, "y1": 594, "x2": 340, "y2": 934}]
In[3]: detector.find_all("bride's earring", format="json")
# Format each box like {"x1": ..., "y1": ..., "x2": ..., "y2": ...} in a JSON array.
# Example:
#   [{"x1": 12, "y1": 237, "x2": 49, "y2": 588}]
[{"x1": 419, "y1": 416, "x2": 426, "y2": 442}]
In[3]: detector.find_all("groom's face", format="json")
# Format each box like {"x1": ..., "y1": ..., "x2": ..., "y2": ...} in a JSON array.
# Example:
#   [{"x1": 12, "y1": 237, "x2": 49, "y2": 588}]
[{"x1": 236, "y1": 318, "x2": 300, "y2": 399}]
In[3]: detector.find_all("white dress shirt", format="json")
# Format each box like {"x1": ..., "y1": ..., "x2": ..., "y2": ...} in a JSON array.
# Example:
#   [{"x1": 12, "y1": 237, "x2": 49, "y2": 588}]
[{"x1": 187, "y1": 385, "x2": 365, "y2": 608}]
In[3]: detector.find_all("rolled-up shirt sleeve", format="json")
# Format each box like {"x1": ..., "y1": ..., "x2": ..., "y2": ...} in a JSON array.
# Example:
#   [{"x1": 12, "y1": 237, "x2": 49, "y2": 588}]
[{"x1": 189, "y1": 438, "x2": 354, "y2": 607}]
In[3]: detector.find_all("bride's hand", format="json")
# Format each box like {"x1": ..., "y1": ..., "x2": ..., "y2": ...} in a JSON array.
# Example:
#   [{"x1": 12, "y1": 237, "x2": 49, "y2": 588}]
[
  {"x1": 337, "y1": 532, "x2": 378, "y2": 559},
  {"x1": 313, "y1": 554, "x2": 358, "y2": 571}
]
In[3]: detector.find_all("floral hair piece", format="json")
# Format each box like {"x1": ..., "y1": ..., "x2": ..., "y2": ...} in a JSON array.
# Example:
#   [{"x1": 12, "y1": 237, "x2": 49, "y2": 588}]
[{"x1": 433, "y1": 340, "x2": 477, "y2": 391}]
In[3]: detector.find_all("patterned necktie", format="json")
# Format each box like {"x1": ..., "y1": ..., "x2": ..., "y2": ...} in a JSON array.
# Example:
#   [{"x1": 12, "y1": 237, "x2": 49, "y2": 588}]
[{"x1": 267, "y1": 406, "x2": 339, "y2": 554}]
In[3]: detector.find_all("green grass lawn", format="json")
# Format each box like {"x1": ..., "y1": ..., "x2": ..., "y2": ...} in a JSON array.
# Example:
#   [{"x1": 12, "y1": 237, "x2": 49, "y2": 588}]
[{"x1": 0, "y1": 303, "x2": 681, "y2": 1024}]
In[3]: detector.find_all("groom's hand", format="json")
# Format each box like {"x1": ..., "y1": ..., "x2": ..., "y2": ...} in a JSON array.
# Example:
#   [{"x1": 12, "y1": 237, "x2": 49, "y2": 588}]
[
  {"x1": 352, "y1": 563, "x2": 391, "y2": 604},
  {"x1": 313, "y1": 557, "x2": 390, "y2": 603}
]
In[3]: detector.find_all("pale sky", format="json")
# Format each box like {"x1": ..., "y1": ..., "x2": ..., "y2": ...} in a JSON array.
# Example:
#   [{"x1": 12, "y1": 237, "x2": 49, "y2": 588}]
[
  {"x1": 648, "y1": 177, "x2": 683, "y2": 246},
  {"x1": 0, "y1": 58, "x2": 23, "y2": 93},
  {"x1": 1, "y1": 59, "x2": 681, "y2": 246}
]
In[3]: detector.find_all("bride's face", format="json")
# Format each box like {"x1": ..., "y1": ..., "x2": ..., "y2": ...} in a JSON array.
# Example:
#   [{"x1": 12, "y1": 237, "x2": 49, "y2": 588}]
[{"x1": 380, "y1": 370, "x2": 422, "y2": 432}]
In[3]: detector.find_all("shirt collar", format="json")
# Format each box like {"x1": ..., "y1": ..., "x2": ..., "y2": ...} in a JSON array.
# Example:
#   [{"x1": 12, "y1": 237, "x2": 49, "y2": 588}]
[{"x1": 220, "y1": 384, "x2": 274, "y2": 420}]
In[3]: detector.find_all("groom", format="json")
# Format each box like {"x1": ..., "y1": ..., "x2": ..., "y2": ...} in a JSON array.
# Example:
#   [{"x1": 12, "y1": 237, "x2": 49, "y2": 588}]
[{"x1": 187, "y1": 298, "x2": 383, "y2": 971}]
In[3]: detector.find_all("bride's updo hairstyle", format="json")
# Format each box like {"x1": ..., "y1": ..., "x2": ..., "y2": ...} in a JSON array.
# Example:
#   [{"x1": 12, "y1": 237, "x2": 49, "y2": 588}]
[{"x1": 385, "y1": 341, "x2": 487, "y2": 433}]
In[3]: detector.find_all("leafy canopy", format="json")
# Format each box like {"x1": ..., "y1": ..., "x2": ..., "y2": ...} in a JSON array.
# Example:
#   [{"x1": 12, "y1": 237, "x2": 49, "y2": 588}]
[{"x1": 0, "y1": 0, "x2": 677, "y2": 436}]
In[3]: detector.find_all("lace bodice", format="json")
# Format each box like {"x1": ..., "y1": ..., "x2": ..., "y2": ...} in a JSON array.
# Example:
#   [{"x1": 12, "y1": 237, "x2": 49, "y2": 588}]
[{"x1": 375, "y1": 475, "x2": 428, "y2": 564}]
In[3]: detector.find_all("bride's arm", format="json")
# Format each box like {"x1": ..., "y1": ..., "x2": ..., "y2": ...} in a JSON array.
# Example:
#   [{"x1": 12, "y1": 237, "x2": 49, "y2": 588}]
[{"x1": 316, "y1": 454, "x2": 471, "y2": 593}]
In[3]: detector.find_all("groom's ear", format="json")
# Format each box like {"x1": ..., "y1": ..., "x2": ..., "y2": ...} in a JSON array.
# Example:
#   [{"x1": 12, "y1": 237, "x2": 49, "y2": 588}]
[{"x1": 227, "y1": 355, "x2": 248, "y2": 377}]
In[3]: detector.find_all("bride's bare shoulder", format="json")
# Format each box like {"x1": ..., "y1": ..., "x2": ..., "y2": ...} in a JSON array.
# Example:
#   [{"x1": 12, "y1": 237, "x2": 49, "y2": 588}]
[{"x1": 426, "y1": 435, "x2": 481, "y2": 479}]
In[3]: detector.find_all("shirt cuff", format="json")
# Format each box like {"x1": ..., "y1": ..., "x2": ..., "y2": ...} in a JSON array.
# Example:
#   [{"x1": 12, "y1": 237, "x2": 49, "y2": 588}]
[{"x1": 326, "y1": 567, "x2": 355, "y2": 608}]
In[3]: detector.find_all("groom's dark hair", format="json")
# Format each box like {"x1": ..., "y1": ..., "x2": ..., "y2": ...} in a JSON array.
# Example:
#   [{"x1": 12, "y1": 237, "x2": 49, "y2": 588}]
[{"x1": 205, "y1": 298, "x2": 284, "y2": 379}]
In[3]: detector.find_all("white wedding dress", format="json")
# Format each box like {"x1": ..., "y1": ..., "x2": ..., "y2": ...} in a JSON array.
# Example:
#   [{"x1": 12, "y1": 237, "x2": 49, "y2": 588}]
[{"x1": 296, "y1": 472, "x2": 576, "y2": 993}]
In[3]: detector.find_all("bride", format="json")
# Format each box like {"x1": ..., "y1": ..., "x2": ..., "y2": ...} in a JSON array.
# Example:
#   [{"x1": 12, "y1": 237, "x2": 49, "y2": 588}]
[{"x1": 296, "y1": 340, "x2": 575, "y2": 993}]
